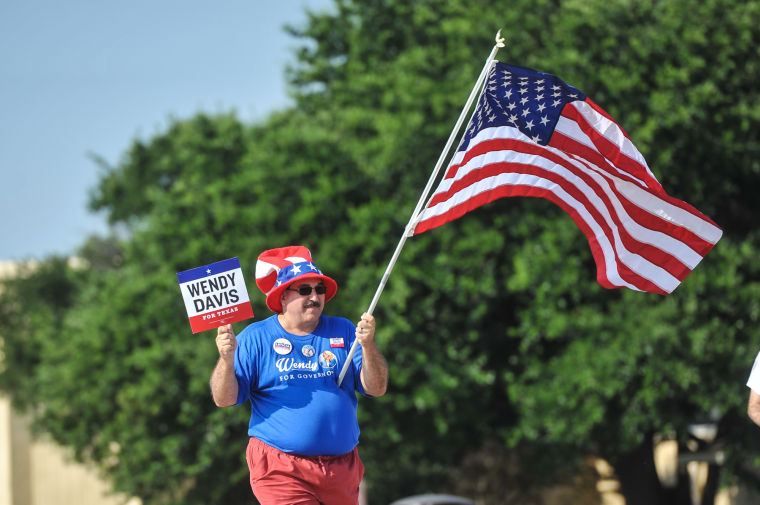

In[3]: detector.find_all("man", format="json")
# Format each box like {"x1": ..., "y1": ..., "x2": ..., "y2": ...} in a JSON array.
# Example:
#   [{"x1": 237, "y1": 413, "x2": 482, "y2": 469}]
[
  {"x1": 747, "y1": 350, "x2": 760, "y2": 427},
  {"x1": 210, "y1": 245, "x2": 388, "y2": 505}
]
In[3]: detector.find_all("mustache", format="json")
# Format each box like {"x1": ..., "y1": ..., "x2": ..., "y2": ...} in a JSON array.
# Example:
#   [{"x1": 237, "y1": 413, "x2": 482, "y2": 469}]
[{"x1": 304, "y1": 300, "x2": 321, "y2": 308}]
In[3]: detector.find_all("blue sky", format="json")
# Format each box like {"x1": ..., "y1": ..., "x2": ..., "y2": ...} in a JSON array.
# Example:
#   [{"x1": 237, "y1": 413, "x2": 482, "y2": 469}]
[{"x1": 0, "y1": 0, "x2": 331, "y2": 260}]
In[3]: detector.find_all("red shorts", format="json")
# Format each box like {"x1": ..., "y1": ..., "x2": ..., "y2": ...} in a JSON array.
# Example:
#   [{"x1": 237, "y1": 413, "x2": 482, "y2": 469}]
[{"x1": 246, "y1": 437, "x2": 364, "y2": 505}]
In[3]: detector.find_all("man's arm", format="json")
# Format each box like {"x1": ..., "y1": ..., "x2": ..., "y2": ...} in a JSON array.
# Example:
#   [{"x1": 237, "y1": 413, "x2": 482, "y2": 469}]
[
  {"x1": 748, "y1": 389, "x2": 760, "y2": 427},
  {"x1": 210, "y1": 324, "x2": 238, "y2": 407},
  {"x1": 356, "y1": 313, "x2": 388, "y2": 397}
]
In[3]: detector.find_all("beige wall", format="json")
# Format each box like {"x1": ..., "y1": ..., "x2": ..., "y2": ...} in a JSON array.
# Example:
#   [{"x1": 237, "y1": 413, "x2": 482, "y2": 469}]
[
  {"x1": 1, "y1": 260, "x2": 138, "y2": 505},
  {"x1": 0, "y1": 394, "x2": 139, "y2": 505}
]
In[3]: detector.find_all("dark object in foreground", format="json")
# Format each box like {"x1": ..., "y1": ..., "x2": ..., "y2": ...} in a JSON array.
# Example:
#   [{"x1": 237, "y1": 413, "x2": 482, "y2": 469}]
[{"x1": 389, "y1": 494, "x2": 477, "y2": 505}]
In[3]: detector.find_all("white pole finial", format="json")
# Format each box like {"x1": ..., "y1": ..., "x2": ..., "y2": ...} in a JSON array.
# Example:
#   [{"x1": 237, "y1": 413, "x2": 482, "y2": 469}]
[{"x1": 495, "y1": 30, "x2": 506, "y2": 48}]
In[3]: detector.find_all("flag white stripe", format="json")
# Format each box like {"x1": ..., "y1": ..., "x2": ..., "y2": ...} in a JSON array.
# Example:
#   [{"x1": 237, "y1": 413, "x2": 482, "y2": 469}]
[
  {"x1": 611, "y1": 177, "x2": 723, "y2": 244},
  {"x1": 445, "y1": 125, "x2": 721, "y2": 245},
  {"x1": 566, "y1": 101, "x2": 656, "y2": 181},
  {"x1": 555, "y1": 121, "x2": 723, "y2": 244},
  {"x1": 558, "y1": 152, "x2": 706, "y2": 269},
  {"x1": 422, "y1": 169, "x2": 683, "y2": 292},
  {"x1": 554, "y1": 116, "x2": 651, "y2": 188},
  {"x1": 421, "y1": 146, "x2": 684, "y2": 291}
]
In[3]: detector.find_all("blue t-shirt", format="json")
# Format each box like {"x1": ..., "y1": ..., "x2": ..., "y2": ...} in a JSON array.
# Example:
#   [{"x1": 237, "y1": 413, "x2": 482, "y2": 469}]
[{"x1": 234, "y1": 314, "x2": 367, "y2": 456}]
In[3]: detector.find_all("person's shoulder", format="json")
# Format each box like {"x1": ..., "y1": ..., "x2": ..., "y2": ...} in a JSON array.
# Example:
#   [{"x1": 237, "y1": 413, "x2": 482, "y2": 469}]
[
  {"x1": 238, "y1": 315, "x2": 279, "y2": 342},
  {"x1": 319, "y1": 314, "x2": 353, "y2": 329}
]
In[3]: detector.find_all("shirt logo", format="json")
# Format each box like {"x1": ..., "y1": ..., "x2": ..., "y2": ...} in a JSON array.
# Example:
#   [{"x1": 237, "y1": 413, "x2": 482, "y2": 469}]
[
  {"x1": 273, "y1": 338, "x2": 293, "y2": 355},
  {"x1": 276, "y1": 357, "x2": 318, "y2": 372},
  {"x1": 330, "y1": 337, "x2": 344, "y2": 348}
]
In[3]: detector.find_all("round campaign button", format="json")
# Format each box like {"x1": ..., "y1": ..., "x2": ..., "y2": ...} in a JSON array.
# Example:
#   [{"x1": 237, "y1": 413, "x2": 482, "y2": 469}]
[
  {"x1": 273, "y1": 338, "x2": 293, "y2": 355},
  {"x1": 319, "y1": 350, "x2": 337, "y2": 369}
]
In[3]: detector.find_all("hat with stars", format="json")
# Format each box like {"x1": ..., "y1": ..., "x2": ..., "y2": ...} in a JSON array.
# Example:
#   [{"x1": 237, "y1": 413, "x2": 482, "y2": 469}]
[{"x1": 254, "y1": 245, "x2": 338, "y2": 313}]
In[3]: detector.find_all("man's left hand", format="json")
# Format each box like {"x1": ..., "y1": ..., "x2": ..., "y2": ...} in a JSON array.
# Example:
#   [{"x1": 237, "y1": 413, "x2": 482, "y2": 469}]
[{"x1": 355, "y1": 312, "x2": 376, "y2": 345}]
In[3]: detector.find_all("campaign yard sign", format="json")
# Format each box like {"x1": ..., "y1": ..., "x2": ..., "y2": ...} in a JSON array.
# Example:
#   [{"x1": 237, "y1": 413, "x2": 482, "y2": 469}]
[{"x1": 177, "y1": 257, "x2": 254, "y2": 333}]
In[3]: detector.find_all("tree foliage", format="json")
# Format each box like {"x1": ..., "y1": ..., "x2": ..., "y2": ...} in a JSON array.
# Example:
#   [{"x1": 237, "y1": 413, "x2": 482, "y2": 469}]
[{"x1": 2, "y1": 0, "x2": 760, "y2": 504}]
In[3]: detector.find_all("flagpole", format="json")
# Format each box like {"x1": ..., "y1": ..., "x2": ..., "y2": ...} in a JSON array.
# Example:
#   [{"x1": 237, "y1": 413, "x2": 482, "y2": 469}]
[{"x1": 337, "y1": 30, "x2": 506, "y2": 387}]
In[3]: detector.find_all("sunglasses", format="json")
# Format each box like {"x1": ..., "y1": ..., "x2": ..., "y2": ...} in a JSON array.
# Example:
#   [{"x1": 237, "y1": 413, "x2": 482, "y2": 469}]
[{"x1": 287, "y1": 284, "x2": 327, "y2": 296}]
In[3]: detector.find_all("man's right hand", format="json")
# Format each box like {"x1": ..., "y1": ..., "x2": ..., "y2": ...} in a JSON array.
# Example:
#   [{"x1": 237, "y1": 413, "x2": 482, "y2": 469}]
[
  {"x1": 216, "y1": 324, "x2": 237, "y2": 363},
  {"x1": 211, "y1": 324, "x2": 239, "y2": 407}
]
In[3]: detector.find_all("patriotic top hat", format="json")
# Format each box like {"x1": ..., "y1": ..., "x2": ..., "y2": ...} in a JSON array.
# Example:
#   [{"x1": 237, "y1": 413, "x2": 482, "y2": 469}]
[{"x1": 255, "y1": 245, "x2": 338, "y2": 313}]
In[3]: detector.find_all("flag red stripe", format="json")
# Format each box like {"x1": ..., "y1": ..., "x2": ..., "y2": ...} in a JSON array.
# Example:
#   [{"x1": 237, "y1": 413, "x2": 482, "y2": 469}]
[
  {"x1": 416, "y1": 181, "x2": 669, "y2": 294},
  {"x1": 419, "y1": 151, "x2": 694, "y2": 286},
  {"x1": 431, "y1": 136, "x2": 716, "y2": 258},
  {"x1": 558, "y1": 102, "x2": 721, "y2": 230},
  {"x1": 550, "y1": 130, "x2": 722, "y2": 233},
  {"x1": 558, "y1": 102, "x2": 664, "y2": 193},
  {"x1": 549, "y1": 132, "x2": 719, "y2": 256}
]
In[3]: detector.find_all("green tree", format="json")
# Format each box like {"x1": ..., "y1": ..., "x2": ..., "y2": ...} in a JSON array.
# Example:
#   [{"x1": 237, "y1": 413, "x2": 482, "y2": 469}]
[{"x1": 1, "y1": 0, "x2": 759, "y2": 504}]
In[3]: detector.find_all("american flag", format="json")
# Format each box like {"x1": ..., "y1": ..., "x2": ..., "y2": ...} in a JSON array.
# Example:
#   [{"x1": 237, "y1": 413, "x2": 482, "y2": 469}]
[{"x1": 413, "y1": 62, "x2": 722, "y2": 294}]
